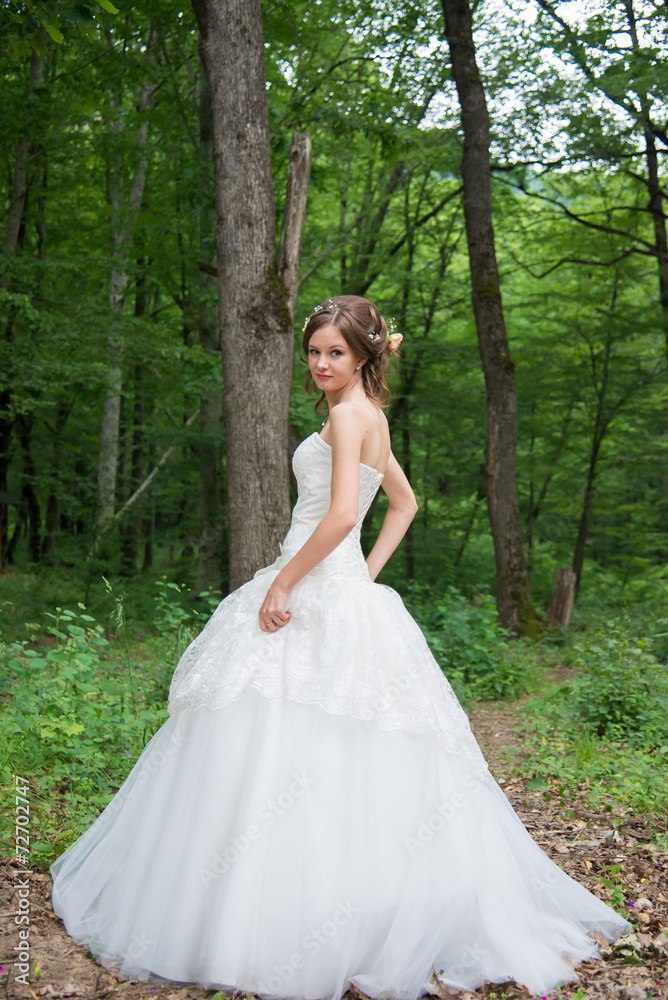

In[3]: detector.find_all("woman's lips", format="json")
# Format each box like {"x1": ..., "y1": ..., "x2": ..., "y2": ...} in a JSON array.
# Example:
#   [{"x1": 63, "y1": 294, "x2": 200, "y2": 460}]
[{"x1": 316, "y1": 374, "x2": 332, "y2": 380}]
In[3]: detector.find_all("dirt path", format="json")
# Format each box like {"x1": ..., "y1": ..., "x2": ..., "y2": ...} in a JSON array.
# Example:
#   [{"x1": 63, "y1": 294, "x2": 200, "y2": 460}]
[
  {"x1": 1, "y1": 696, "x2": 666, "y2": 1000},
  {"x1": 465, "y1": 696, "x2": 668, "y2": 1000}
]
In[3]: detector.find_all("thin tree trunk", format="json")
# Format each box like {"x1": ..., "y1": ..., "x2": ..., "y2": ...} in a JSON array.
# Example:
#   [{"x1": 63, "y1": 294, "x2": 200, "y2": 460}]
[
  {"x1": 120, "y1": 363, "x2": 146, "y2": 574},
  {"x1": 1, "y1": 52, "x2": 43, "y2": 264},
  {"x1": 192, "y1": 0, "x2": 310, "y2": 590},
  {"x1": 572, "y1": 428, "x2": 606, "y2": 595},
  {"x1": 453, "y1": 485, "x2": 485, "y2": 568},
  {"x1": 142, "y1": 439, "x2": 156, "y2": 571},
  {"x1": 441, "y1": 0, "x2": 537, "y2": 634},
  {"x1": 88, "y1": 408, "x2": 201, "y2": 559},
  {"x1": 277, "y1": 133, "x2": 312, "y2": 318},
  {"x1": 94, "y1": 30, "x2": 158, "y2": 541},
  {"x1": 6, "y1": 504, "x2": 25, "y2": 564},
  {"x1": 546, "y1": 567, "x2": 576, "y2": 628},
  {"x1": 17, "y1": 415, "x2": 41, "y2": 562},
  {"x1": 0, "y1": 50, "x2": 44, "y2": 569},
  {"x1": 119, "y1": 261, "x2": 149, "y2": 575},
  {"x1": 523, "y1": 398, "x2": 576, "y2": 545},
  {"x1": 42, "y1": 399, "x2": 72, "y2": 559}
]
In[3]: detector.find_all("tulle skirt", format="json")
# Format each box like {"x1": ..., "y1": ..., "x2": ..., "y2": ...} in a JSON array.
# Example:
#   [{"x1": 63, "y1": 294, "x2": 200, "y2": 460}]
[{"x1": 50, "y1": 687, "x2": 630, "y2": 998}]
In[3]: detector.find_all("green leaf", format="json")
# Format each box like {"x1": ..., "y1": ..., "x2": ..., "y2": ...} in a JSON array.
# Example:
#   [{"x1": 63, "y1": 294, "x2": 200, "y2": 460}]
[
  {"x1": 44, "y1": 22, "x2": 64, "y2": 44},
  {"x1": 96, "y1": 0, "x2": 120, "y2": 12}
]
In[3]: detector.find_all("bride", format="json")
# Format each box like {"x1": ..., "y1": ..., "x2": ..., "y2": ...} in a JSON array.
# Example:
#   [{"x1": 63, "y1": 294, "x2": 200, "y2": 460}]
[{"x1": 50, "y1": 295, "x2": 630, "y2": 999}]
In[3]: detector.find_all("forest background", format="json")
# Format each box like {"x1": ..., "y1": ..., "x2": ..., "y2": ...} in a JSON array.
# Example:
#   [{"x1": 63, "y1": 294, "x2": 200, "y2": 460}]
[{"x1": 1, "y1": 0, "x2": 668, "y2": 871}]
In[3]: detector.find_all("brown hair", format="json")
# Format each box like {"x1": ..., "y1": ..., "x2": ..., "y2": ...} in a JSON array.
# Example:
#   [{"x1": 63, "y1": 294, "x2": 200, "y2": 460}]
[{"x1": 301, "y1": 295, "x2": 396, "y2": 413}]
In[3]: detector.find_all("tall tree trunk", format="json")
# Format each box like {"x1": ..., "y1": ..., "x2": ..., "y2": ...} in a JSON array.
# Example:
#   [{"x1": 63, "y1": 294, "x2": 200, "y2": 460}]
[
  {"x1": 94, "y1": 30, "x2": 158, "y2": 545},
  {"x1": 192, "y1": 0, "x2": 311, "y2": 590},
  {"x1": 441, "y1": 0, "x2": 537, "y2": 634},
  {"x1": 194, "y1": 69, "x2": 224, "y2": 595},
  {"x1": 622, "y1": 0, "x2": 668, "y2": 527}
]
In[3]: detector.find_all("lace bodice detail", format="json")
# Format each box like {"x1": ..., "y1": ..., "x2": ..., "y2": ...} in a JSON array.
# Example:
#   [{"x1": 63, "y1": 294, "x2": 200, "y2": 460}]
[
  {"x1": 278, "y1": 432, "x2": 384, "y2": 581},
  {"x1": 167, "y1": 431, "x2": 489, "y2": 778}
]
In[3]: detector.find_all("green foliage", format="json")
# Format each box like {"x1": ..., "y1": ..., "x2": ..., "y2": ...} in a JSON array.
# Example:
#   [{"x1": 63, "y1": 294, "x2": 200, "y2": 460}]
[
  {"x1": 404, "y1": 583, "x2": 535, "y2": 703},
  {"x1": 151, "y1": 576, "x2": 222, "y2": 657},
  {"x1": 0, "y1": 601, "x2": 173, "y2": 864},
  {"x1": 560, "y1": 620, "x2": 668, "y2": 749},
  {"x1": 3, "y1": 0, "x2": 119, "y2": 61},
  {"x1": 509, "y1": 620, "x2": 668, "y2": 820},
  {"x1": 513, "y1": 698, "x2": 668, "y2": 820},
  {"x1": 0, "y1": 569, "x2": 226, "y2": 867}
]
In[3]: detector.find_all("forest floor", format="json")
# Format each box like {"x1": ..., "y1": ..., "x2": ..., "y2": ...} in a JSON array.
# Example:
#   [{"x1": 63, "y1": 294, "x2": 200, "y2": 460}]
[{"x1": 1, "y1": 681, "x2": 667, "y2": 1000}]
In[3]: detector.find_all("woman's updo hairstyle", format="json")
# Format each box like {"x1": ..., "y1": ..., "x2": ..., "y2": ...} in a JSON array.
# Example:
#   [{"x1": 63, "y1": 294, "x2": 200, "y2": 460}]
[{"x1": 302, "y1": 295, "x2": 397, "y2": 413}]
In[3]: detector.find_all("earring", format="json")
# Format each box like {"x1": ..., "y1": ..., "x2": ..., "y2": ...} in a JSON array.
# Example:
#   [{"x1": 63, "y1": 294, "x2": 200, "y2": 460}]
[{"x1": 356, "y1": 366, "x2": 361, "y2": 370}]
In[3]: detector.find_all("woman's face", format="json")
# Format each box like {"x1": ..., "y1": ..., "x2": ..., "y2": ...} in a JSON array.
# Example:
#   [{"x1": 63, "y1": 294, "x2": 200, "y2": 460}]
[{"x1": 307, "y1": 324, "x2": 363, "y2": 392}]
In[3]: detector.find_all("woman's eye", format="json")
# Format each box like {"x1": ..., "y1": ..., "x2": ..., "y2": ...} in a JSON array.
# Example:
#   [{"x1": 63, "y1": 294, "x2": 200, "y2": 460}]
[{"x1": 332, "y1": 350, "x2": 342, "y2": 356}]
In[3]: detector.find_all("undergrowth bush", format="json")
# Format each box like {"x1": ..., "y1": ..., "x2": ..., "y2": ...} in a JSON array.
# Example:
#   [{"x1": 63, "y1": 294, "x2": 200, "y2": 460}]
[
  {"x1": 0, "y1": 578, "x2": 222, "y2": 867},
  {"x1": 511, "y1": 619, "x2": 668, "y2": 821},
  {"x1": 562, "y1": 620, "x2": 668, "y2": 750},
  {"x1": 512, "y1": 698, "x2": 668, "y2": 820},
  {"x1": 404, "y1": 583, "x2": 534, "y2": 703}
]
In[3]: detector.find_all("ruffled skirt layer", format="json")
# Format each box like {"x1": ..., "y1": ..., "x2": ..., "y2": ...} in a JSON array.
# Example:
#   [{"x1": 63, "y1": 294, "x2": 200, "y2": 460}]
[{"x1": 50, "y1": 687, "x2": 630, "y2": 998}]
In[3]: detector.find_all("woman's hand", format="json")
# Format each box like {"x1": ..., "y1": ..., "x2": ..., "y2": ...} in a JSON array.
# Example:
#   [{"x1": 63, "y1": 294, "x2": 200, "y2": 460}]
[{"x1": 258, "y1": 578, "x2": 291, "y2": 633}]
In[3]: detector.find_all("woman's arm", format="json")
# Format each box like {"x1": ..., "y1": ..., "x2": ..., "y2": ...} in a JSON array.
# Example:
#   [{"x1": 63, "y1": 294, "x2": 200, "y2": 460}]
[
  {"x1": 365, "y1": 451, "x2": 418, "y2": 582},
  {"x1": 258, "y1": 404, "x2": 366, "y2": 632}
]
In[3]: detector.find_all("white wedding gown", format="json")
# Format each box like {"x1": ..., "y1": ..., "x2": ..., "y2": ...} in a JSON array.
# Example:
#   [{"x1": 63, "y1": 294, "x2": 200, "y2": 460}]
[{"x1": 50, "y1": 431, "x2": 630, "y2": 998}]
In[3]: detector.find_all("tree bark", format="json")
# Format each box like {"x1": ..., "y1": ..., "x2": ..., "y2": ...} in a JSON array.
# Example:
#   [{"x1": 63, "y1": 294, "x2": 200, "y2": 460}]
[
  {"x1": 194, "y1": 68, "x2": 225, "y2": 595},
  {"x1": 277, "y1": 133, "x2": 312, "y2": 318},
  {"x1": 192, "y1": 0, "x2": 311, "y2": 590},
  {"x1": 88, "y1": 408, "x2": 201, "y2": 559},
  {"x1": 16, "y1": 414, "x2": 41, "y2": 563},
  {"x1": 94, "y1": 29, "x2": 158, "y2": 542},
  {"x1": 42, "y1": 398, "x2": 72, "y2": 560},
  {"x1": 546, "y1": 567, "x2": 576, "y2": 628},
  {"x1": 440, "y1": 0, "x2": 537, "y2": 633},
  {"x1": 119, "y1": 362, "x2": 146, "y2": 574},
  {"x1": 572, "y1": 433, "x2": 605, "y2": 596},
  {"x1": 523, "y1": 398, "x2": 576, "y2": 546},
  {"x1": 1, "y1": 52, "x2": 43, "y2": 264},
  {"x1": 0, "y1": 50, "x2": 44, "y2": 570}
]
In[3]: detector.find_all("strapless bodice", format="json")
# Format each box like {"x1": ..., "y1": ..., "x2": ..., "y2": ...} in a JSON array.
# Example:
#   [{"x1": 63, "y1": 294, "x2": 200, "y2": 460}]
[{"x1": 267, "y1": 432, "x2": 384, "y2": 582}]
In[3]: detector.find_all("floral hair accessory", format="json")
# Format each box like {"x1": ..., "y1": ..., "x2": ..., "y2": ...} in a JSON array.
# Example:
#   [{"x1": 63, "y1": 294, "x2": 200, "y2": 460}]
[
  {"x1": 302, "y1": 298, "x2": 336, "y2": 333},
  {"x1": 367, "y1": 331, "x2": 381, "y2": 342},
  {"x1": 388, "y1": 332, "x2": 403, "y2": 353}
]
